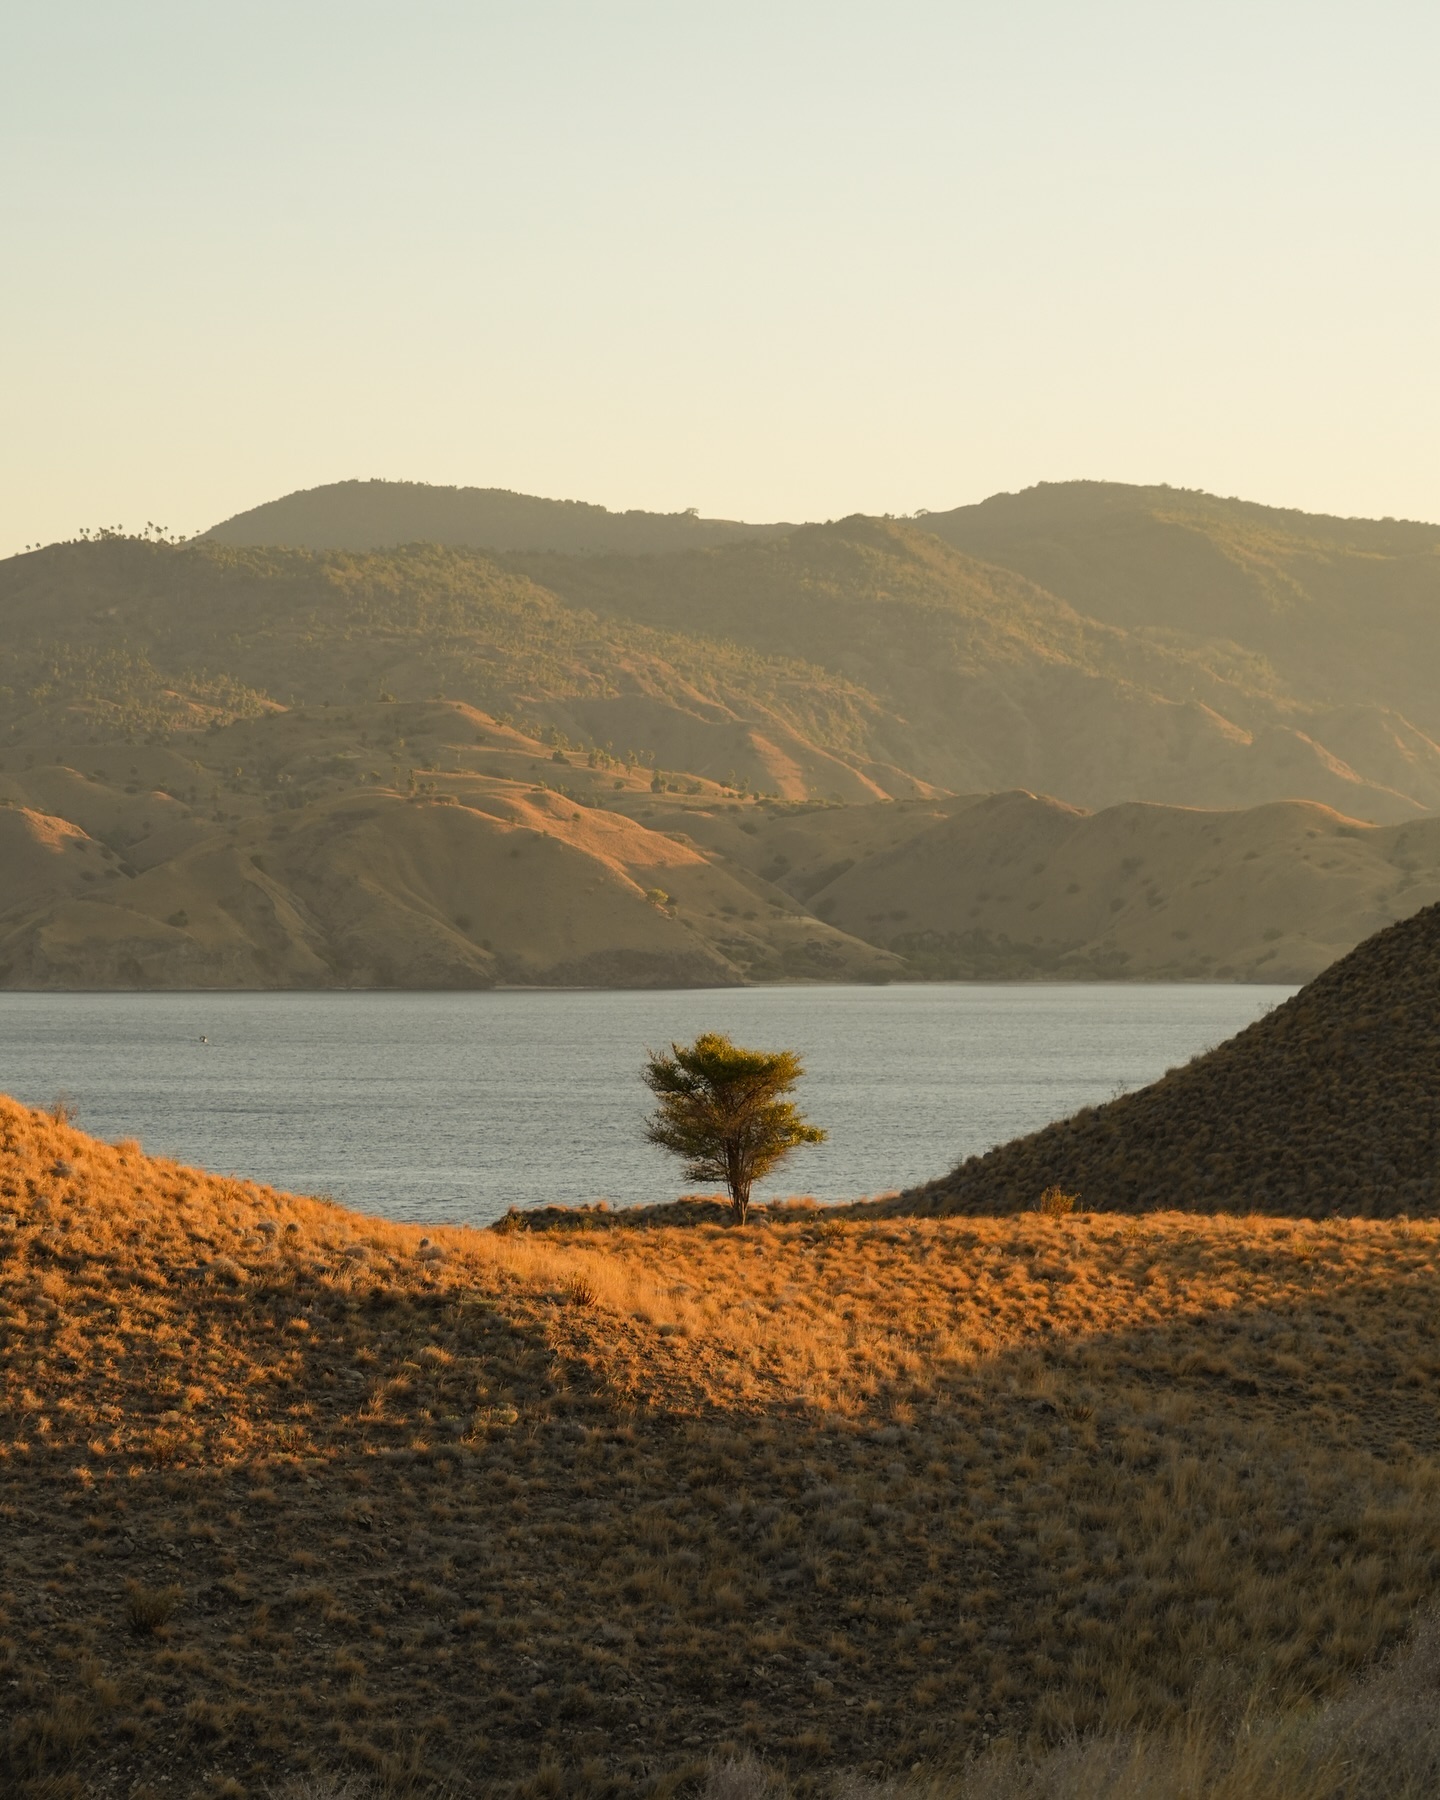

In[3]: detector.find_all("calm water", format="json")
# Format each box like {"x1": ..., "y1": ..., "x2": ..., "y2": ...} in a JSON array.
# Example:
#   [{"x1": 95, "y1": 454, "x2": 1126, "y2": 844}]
[{"x1": 0, "y1": 986, "x2": 1294, "y2": 1226}]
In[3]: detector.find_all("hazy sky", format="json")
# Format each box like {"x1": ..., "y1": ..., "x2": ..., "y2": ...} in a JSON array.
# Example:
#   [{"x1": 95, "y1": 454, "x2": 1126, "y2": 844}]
[{"x1": 3, "y1": 1, "x2": 1437, "y2": 553}]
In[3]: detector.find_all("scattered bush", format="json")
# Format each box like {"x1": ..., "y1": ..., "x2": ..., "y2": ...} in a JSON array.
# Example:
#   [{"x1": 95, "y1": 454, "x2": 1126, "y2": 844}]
[{"x1": 124, "y1": 1583, "x2": 182, "y2": 1635}]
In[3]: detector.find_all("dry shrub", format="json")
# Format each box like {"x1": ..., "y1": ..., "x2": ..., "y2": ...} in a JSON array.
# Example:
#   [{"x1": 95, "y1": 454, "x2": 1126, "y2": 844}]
[
  {"x1": 1035, "y1": 1186, "x2": 1077, "y2": 1217},
  {"x1": 124, "y1": 1582, "x2": 182, "y2": 1635},
  {"x1": 704, "y1": 1757, "x2": 787, "y2": 1800}
]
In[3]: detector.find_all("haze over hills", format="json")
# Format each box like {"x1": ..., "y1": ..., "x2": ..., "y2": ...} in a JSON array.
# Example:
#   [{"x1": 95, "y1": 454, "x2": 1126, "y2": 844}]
[
  {"x1": 3, "y1": 477, "x2": 1440, "y2": 987},
  {"x1": 520, "y1": 495, "x2": 1440, "y2": 820}
]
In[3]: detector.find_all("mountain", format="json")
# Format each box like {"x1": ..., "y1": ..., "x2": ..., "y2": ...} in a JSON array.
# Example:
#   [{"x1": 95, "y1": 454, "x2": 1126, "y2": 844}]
[
  {"x1": 6, "y1": 494, "x2": 1440, "y2": 987},
  {"x1": 920, "y1": 480, "x2": 1440, "y2": 783},
  {"x1": 204, "y1": 478, "x2": 791, "y2": 555},
  {"x1": 894, "y1": 898, "x2": 1440, "y2": 1218},
  {"x1": 512, "y1": 506, "x2": 1440, "y2": 820}
]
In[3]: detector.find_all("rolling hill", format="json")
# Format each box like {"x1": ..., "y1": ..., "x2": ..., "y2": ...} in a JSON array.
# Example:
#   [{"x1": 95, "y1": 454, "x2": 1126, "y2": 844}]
[
  {"x1": 0, "y1": 700, "x2": 901, "y2": 989},
  {"x1": 894, "y1": 897, "x2": 1440, "y2": 1219},
  {"x1": 8, "y1": 1092, "x2": 1440, "y2": 1794},
  {"x1": 4, "y1": 480, "x2": 1440, "y2": 986}
]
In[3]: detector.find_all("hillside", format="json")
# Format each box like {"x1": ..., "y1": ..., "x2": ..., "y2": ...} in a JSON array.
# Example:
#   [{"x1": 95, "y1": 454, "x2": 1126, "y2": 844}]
[
  {"x1": 205, "y1": 478, "x2": 791, "y2": 555},
  {"x1": 766, "y1": 791, "x2": 1440, "y2": 984},
  {"x1": 514, "y1": 506, "x2": 1440, "y2": 819},
  {"x1": 4, "y1": 685, "x2": 1440, "y2": 986},
  {"x1": 895, "y1": 899, "x2": 1440, "y2": 1219},
  {"x1": 6, "y1": 490, "x2": 1440, "y2": 987},
  {"x1": 7, "y1": 1094, "x2": 1440, "y2": 1795},
  {"x1": 921, "y1": 481, "x2": 1440, "y2": 758},
  {"x1": 0, "y1": 700, "x2": 900, "y2": 988}
]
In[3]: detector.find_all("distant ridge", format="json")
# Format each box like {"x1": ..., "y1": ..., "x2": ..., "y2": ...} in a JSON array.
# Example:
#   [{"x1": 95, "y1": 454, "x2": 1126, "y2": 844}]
[
  {"x1": 204, "y1": 479, "x2": 791, "y2": 556},
  {"x1": 893, "y1": 900, "x2": 1440, "y2": 1219}
]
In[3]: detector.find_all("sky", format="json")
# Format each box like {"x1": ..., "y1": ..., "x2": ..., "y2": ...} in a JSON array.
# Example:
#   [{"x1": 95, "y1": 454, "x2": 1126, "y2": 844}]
[{"x1": 2, "y1": 0, "x2": 1437, "y2": 554}]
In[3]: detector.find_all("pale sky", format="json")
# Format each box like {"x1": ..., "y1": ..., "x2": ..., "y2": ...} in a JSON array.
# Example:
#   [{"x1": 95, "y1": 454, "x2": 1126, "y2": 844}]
[{"x1": 3, "y1": 1, "x2": 1437, "y2": 555}]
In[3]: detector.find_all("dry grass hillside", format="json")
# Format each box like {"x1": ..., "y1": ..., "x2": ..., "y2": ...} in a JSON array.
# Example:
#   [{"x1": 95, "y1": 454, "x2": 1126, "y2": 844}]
[
  {"x1": 776, "y1": 791, "x2": 1440, "y2": 984},
  {"x1": 6, "y1": 493, "x2": 1440, "y2": 988},
  {"x1": 0, "y1": 534, "x2": 923, "y2": 807},
  {"x1": 8, "y1": 1094, "x2": 1440, "y2": 1797},
  {"x1": 3, "y1": 688, "x2": 1440, "y2": 986},
  {"x1": 0, "y1": 701, "x2": 898, "y2": 989},
  {"x1": 897, "y1": 899, "x2": 1440, "y2": 1220}
]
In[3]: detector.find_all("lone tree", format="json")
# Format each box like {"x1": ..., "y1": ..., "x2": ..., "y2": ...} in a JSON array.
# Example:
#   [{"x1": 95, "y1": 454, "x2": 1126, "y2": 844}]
[{"x1": 642, "y1": 1032, "x2": 826, "y2": 1224}]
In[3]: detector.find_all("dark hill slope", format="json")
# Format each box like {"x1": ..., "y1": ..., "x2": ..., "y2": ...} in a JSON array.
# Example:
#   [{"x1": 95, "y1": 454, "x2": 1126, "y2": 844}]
[
  {"x1": 894, "y1": 901, "x2": 1440, "y2": 1220},
  {"x1": 204, "y1": 478, "x2": 790, "y2": 555}
]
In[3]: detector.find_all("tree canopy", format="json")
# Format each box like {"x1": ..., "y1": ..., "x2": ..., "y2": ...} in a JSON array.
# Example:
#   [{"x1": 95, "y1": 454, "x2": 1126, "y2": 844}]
[{"x1": 642, "y1": 1032, "x2": 825, "y2": 1224}]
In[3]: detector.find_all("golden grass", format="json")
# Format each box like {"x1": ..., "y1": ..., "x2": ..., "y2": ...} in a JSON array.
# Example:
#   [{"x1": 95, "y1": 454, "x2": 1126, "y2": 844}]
[{"x1": 5, "y1": 1095, "x2": 1440, "y2": 1796}]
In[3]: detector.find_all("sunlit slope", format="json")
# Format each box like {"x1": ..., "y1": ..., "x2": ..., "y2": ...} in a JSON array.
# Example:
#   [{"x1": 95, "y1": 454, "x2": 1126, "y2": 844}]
[
  {"x1": 0, "y1": 702, "x2": 899, "y2": 988},
  {"x1": 8, "y1": 1095, "x2": 1440, "y2": 1792},
  {"x1": 922, "y1": 479, "x2": 1440, "y2": 764},
  {"x1": 3, "y1": 691, "x2": 1440, "y2": 985},
  {"x1": 204, "y1": 477, "x2": 791, "y2": 554},
  {"x1": 896, "y1": 899, "x2": 1440, "y2": 1219},
  {"x1": 516, "y1": 513, "x2": 1440, "y2": 819},
  {"x1": 795, "y1": 791, "x2": 1440, "y2": 983},
  {"x1": 0, "y1": 536, "x2": 912, "y2": 803}
]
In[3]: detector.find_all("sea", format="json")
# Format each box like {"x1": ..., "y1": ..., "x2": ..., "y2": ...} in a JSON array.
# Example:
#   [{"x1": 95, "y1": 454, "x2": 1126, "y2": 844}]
[{"x1": 0, "y1": 985, "x2": 1295, "y2": 1226}]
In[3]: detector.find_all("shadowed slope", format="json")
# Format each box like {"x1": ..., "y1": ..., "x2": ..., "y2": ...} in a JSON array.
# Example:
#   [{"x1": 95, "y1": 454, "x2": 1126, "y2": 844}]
[{"x1": 893, "y1": 901, "x2": 1440, "y2": 1219}]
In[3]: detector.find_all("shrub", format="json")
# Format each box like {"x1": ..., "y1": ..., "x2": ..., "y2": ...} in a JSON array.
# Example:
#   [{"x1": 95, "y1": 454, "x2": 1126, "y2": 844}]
[
  {"x1": 124, "y1": 1582, "x2": 182, "y2": 1635},
  {"x1": 1037, "y1": 1185, "x2": 1078, "y2": 1216}
]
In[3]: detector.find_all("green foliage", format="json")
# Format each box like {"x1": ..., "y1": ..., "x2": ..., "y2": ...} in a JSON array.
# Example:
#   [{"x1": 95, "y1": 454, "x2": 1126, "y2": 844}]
[{"x1": 642, "y1": 1032, "x2": 825, "y2": 1223}]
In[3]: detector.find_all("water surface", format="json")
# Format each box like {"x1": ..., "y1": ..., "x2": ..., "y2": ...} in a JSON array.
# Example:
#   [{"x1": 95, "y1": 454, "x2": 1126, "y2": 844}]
[{"x1": 0, "y1": 985, "x2": 1295, "y2": 1225}]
